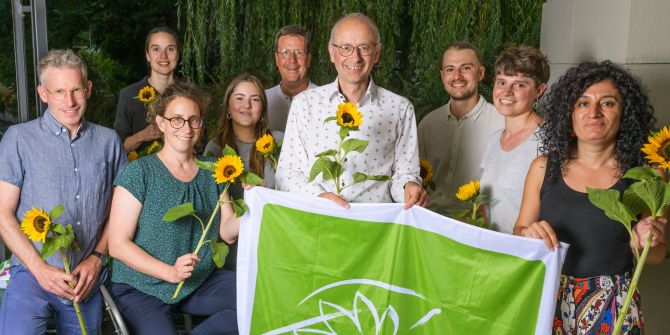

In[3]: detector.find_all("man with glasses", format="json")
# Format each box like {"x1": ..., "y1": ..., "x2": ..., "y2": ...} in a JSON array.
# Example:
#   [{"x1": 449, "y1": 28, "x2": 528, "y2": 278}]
[
  {"x1": 0, "y1": 49, "x2": 126, "y2": 333},
  {"x1": 266, "y1": 24, "x2": 317, "y2": 132},
  {"x1": 277, "y1": 13, "x2": 427, "y2": 208}
]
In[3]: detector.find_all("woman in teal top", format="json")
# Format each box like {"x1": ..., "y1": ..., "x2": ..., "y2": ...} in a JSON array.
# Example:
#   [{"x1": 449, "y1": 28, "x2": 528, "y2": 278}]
[{"x1": 108, "y1": 82, "x2": 239, "y2": 334}]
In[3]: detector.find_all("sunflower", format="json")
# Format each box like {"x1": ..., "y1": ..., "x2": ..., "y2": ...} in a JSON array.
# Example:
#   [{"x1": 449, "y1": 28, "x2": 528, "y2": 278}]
[
  {"x1": 213, "y1": 155, "x2": 244, "y2": 184},
  {"x1": 137, "y1": 86, "x2": 156, "y2": 104},
  {"x1": 20, "y1": 207, "x2": 52, "y2": 243},
  {"x1": 420, "y1": 159, "x2": 433, "y2": 184},
  {"x1": 145, "y1": 140, "x2": 161, "y2": 155},
  {"x1": 455, "y1": 180, "x2": 480, "y2": 202},
  {"x1": 255, "y1": 133, "x2": 275, "y2": 155},
  {"x1": 336, "y1": 102, "x2": 363, "y2": 128},
  {"x1": 127, "y1": 150, "x2": 139, "y2": 162},
  {"x1": 641, "y1": 126, "x2": 670, "y2": 169}
]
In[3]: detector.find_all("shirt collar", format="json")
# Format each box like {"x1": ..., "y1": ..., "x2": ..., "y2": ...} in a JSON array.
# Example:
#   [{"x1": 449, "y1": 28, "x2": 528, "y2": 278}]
[
  {"x1": 278, "y1": 80, "x2": 316, "y2": 101},
  {"x1": 446, "y1": 95, "x2": 487, "y2": 121},
  {"x1": 41, "y1": 109, "x2": 87, "y2": 139},
  {"x1": 327, "y1": 76, "x2": 379, "y2": 107}
]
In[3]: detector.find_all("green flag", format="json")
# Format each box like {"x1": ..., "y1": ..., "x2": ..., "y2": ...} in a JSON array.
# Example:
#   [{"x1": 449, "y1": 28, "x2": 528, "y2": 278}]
[{"x1": 238, "y1": 188, "x2": 567, "y2": 334}]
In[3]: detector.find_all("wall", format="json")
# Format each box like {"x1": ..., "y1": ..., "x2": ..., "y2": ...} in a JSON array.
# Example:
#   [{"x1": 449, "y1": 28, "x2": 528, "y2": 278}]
[{"x1": 541, "y1": 1, "x2": 670, "y2": 333}]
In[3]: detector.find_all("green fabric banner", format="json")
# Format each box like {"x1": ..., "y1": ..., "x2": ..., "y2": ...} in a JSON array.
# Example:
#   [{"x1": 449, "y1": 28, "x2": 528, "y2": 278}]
[{"x1": 238, "y1": 188, "x2": 567, "y2": 334}]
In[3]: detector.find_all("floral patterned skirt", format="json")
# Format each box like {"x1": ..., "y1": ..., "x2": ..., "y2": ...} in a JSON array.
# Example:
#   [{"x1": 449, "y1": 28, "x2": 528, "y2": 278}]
[{"x1": 553, "y1": 273, "x2": 644, "y2": 335}]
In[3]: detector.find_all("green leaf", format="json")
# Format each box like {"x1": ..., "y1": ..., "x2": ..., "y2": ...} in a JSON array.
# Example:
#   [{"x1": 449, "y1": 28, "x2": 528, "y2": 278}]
[
  {"x1": 232, "y1": 198, "x2": 248, "y2": 217},
  {"x1": 339, "y1": 127, "x2": 350, "y2": 139},
  {"x1": 308, "y1": 156, "x2": 333, "y2": 182},
  {"x1": 162, "y1": 203, "x2": 196, "y2": 222},
  {"x1": 321, "y1": 161, "x2": 343, "y2": 181},
  {"x1": 466, "y1": 217, "x2": 487, "y2": 228},
  {"x1": 49, "y1": 205, "x2": 64, "y2": 221},
  {"x1": 323, "y1": 116, "x2": 337, "y2": 123},
  {"x1": 315, "y1": 149, "x2": 338, "y2": 158},
  {"x1": 222, "y1": 145, "x2": 238, "y2": 157},
  {"x1": 586, "y1": 188, "x2": 636, "y2": 230},
  {"x1": 210, "y1": 241, "x2": 229, "y2": 268},
  {"x1": 196, "y1": 159, "x2": 217, "y2": 172},
  {"x1": 239, "y1": 171, "x2": 263, "y2": 186},
  {"x1": 342, "y1": 138, "x2": 368, "y2": 154},
  {"x1": 41, "y1": 237, "x2": 58, "y2": 260},
  {"x1": 51, "y1": 223, "x2": 67, "y2": 235},
  {"x1": 451, "y1": 209, "x2": 469, "y2": 220},
  {"x1": 622, "y1": 166, "x2": 662, "y2": 181},
  {"x1": 623, "y1": 188, "x2": 647, "y2": 216},
  {"x1": 628, "y1": 180, "x2": 666, "y2": 216},
  {"x1": 352, "y1": 172, "x2": 391, "y2": 183}
]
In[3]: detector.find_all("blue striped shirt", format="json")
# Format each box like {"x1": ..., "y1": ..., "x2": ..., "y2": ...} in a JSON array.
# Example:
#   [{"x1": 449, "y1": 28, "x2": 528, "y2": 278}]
[{"x1": 0, "y1": 110, "x2": 127, "y2": 268}]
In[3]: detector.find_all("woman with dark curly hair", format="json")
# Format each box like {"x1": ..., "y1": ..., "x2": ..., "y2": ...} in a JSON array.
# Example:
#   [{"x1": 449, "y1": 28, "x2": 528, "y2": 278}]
[{"x1": 514, "y1": 61, "x2": 667, "y2": 334}]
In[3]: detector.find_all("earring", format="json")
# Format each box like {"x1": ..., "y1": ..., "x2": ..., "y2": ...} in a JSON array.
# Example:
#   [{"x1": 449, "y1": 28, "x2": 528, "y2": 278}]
[{"x1": 226, "y1": 113, "x2": 231, "y2": 119}]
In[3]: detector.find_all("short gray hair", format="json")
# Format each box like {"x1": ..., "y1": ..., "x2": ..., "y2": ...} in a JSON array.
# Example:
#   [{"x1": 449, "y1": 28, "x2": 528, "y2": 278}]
[
  {"x1": 38, "y1": 49, "x2": 88, "y2": 86},
  {"x1": 329, "y1": 13, "x2": 380, "y2": 45}
]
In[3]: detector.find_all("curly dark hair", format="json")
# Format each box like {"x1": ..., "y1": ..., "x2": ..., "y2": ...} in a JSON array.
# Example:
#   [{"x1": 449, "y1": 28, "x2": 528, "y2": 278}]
[{"x1": 539, "y1": 60, "x2": 656, "y2": 183}]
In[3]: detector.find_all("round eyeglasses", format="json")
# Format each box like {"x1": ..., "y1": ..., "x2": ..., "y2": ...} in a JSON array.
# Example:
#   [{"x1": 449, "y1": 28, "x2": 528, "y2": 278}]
[
  {"x1": 162, "y1": 116, "x2": 204, "y2": 129},
  {"x1": 331, "y1": 43, "x2": 376, "y2": 57},
  {"x1": 276, "y1": 49, "x2": 308, "y2": 59}
]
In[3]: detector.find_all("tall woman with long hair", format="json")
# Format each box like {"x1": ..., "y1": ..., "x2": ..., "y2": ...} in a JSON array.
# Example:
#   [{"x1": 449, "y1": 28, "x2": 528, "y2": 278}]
[{"x1": 114, "y1": 27, "x2": 180, "y2": 153}]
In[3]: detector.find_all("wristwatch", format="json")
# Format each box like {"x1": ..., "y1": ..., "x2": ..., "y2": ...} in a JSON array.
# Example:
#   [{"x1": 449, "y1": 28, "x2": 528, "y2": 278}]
[{"x1": 90, "y1": 250, "x2": 108, "y2": 265}]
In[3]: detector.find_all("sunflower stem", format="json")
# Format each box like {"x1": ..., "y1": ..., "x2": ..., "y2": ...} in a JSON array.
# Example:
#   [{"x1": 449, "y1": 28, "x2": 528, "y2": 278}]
[
  {"x1": 612, "y1": 232, "x2": 652, "y2": 335},
  {"x1": 172, "y1": 183, "x2": 230, "y2": 300},
  {"x1": 60, "y1": 250, "x2": 87, "y2": 335}
]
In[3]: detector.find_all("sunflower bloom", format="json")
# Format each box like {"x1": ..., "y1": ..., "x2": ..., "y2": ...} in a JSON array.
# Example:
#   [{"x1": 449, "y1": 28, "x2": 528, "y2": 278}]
[
  {"x1": 641, "y1": 126, "x2": 670, "y2": 169},
  {"x1": 456, "y1": 181, "x2": 480, "y2": 202},
  {"x1": 137, "y1": 86, "x2": 156, "y2": 104},
  {"x1": 146, "y1": 140, "x2": 161, "y2": 155},
  {"x1": 20, "y1": 207, "x2": 52, "y2": 243},
  {"x1": 255, "y1": 134, "x2": 275, "y2": 154},
  {"x1": 213, "y1": 155, "x2": 244, "y2": 184},
  {"x1": 336, "y1": 102, "x2": 363, "y2": 128},
  {"x1": 420, "y1": 159, "x2": 433, "y2": 184},
  {"x1": 128, "y1": 150, "x2": 139, "y2": 162}
]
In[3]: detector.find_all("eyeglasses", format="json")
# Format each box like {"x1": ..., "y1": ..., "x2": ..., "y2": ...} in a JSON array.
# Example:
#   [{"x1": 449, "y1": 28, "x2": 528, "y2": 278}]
[
  {"x1": 331, "y1": 43, "x2": 376, "y2": 57},
  {"x1": 162, "y1": 116, "x2": 204, "y2": 129},
  {"x1": 43, "y1": 87, "x2": 87, "y2": 101},
  {"x1": 276, "y1": 49, "x2": 308, "y2": 59}
]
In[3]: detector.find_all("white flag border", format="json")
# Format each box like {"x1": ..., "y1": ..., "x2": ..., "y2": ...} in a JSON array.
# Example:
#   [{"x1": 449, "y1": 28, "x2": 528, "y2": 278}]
[{"x1": 238, "y1": 187, "x2": 568, "y2": 335}]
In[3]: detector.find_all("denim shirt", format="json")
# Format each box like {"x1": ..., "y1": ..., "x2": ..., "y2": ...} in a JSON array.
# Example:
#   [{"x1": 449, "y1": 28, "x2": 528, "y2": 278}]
[{"x1": 0, "y1": 110, "x2": 127, "y2": 268}]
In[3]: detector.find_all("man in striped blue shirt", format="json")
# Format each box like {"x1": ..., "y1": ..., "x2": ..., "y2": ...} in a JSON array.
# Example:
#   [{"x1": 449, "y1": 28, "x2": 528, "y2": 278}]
[{"x1": 0, "y1": 49, "x2": 127, "y2": 334}]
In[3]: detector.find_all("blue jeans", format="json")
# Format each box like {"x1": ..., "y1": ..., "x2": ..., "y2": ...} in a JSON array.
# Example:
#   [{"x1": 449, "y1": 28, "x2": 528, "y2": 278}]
[
  {"x1": 0, "y1": 264, "x2": 104, "y2": 335},
  {"x1": 110, "y1": 268, "x2": 238, "y2": 335}
]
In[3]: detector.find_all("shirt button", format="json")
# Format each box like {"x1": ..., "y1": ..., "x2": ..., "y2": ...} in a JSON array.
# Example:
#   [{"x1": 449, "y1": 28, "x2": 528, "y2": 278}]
[
  {"x1": 76, "y1": 221, "x2": 81, "y2": 225},
  {"x1": 70, "y1": 143, "x2": 75, "y2": 147},
  {"x1": 74, "y1": 168, "x2": 78, "y2": 172},
  {"x1": 75, "y1": 194, "x2": 80, "y2": 200}
]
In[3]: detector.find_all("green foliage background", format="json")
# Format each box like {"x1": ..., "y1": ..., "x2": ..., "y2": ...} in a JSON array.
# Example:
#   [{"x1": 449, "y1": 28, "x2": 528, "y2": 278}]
[
  {"x1": 179, "y1": 0, "x2": 543, "y2": 120},
  {"x1": 0, "y1": 0, "x2": 542, "y2": 128}
]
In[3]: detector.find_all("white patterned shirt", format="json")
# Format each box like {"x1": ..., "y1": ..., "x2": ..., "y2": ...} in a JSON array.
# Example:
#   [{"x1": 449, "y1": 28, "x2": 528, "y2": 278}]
[{"x1": 276, "y1": 78, "x2": 421, "y2": 203}]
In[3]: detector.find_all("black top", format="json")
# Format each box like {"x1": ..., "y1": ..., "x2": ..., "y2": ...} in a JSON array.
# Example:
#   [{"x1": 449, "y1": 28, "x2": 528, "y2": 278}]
[
  {"x1": 113, "y1": 77, "x2": 152, "y2": 152},
  {"x1": 539, "y1": 172, "x2": 634, "y2": 277}
]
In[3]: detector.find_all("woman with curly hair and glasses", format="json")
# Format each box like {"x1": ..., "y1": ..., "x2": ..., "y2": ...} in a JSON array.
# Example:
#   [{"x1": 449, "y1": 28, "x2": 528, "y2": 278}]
[{"x1": 514, "y1": 61, "x2": 667, "y2": 334}]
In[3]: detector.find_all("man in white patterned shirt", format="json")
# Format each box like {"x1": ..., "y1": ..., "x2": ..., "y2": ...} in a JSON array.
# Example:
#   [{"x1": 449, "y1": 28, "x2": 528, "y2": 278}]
[{"x1": 276, "y1": 13, "x2": 427, "y2": 208}]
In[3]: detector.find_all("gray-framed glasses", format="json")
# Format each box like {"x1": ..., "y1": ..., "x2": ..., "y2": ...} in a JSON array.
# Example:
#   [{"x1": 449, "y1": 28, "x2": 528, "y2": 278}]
[
  {"x1": 163, "y1": 116, "x2": 203, "y2": 129},
  {"x1": 43, "y1": 87, "x2": 87, "y2": 101},
  {"x1": 276, "y1": 49, "x2": 308, "y2": 59},
  {"x1": 331, "y1": 43, "x2": 376, "y2": 57}
]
